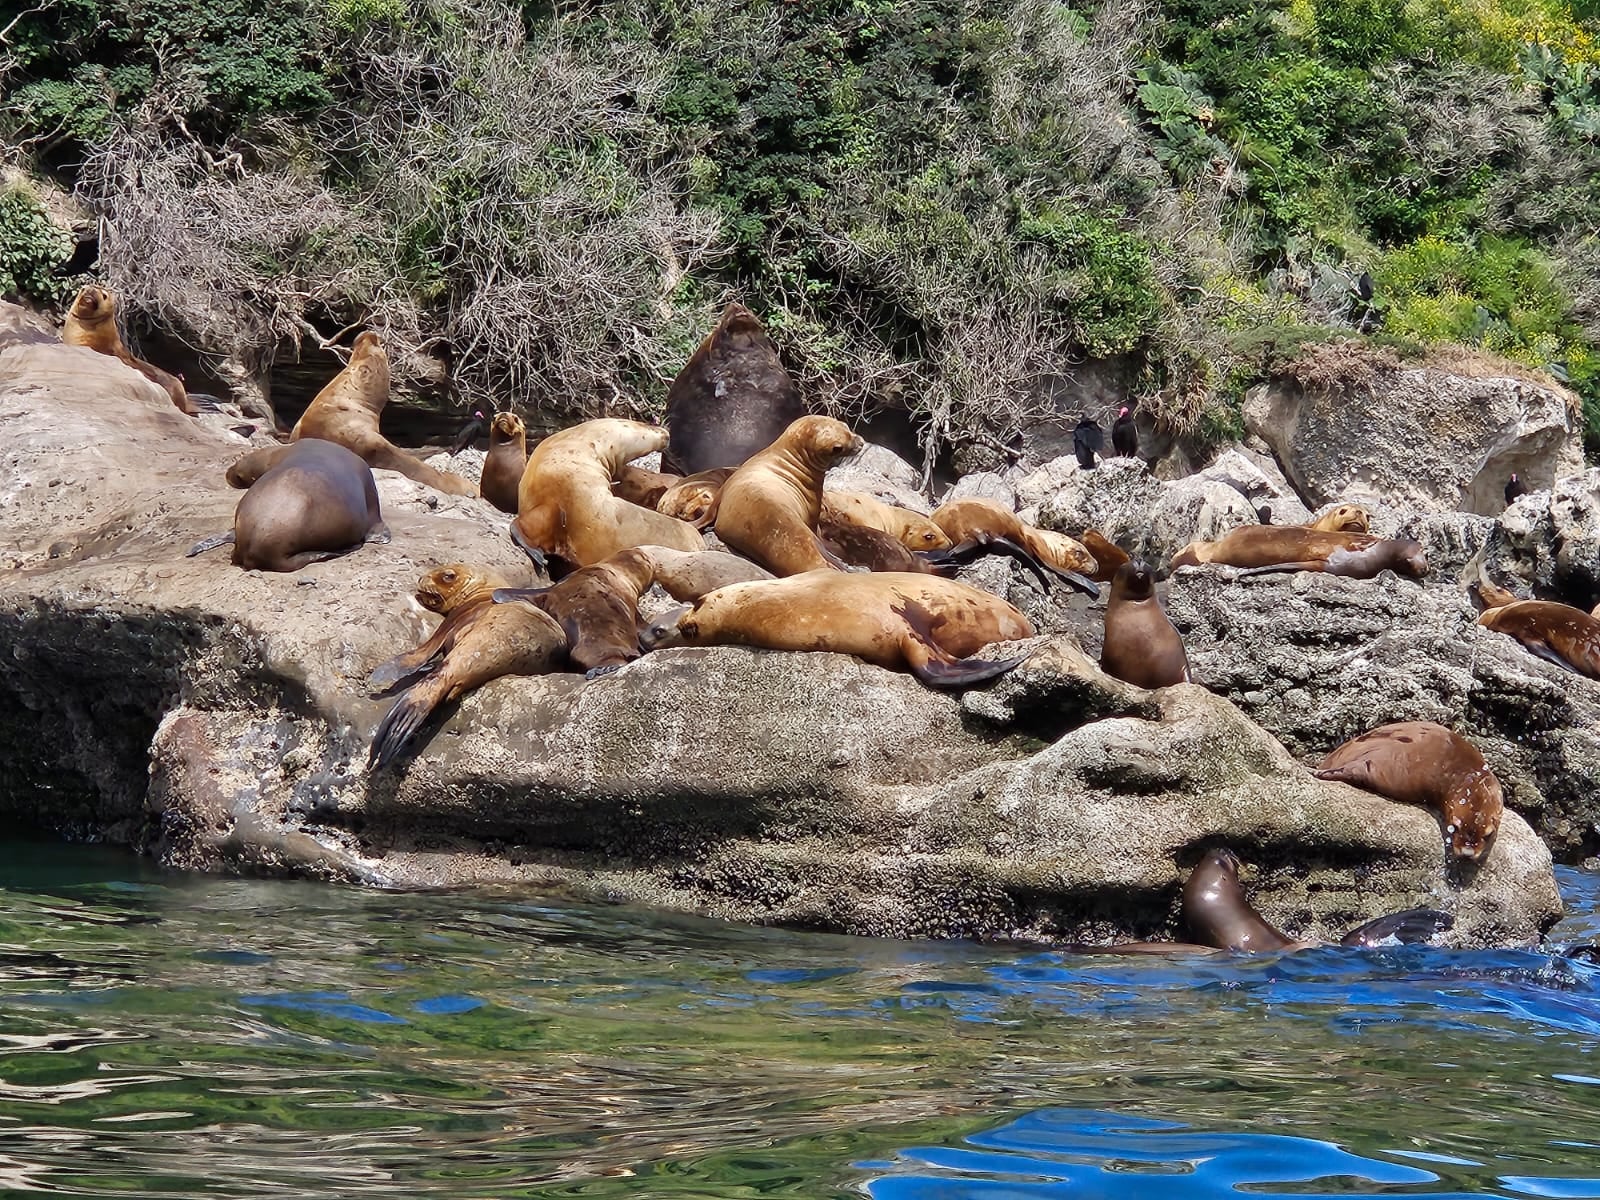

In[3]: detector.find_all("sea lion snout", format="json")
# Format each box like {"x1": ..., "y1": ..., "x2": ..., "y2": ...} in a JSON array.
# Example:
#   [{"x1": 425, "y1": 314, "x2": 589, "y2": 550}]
[{"x1": 640, "y1": 605, "x2": 692, "y2": 649}]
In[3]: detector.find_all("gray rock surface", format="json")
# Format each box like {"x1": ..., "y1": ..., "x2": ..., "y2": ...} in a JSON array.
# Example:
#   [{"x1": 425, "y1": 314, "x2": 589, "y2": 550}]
[{"x1": 1482, "y1": 472, "x2": 1600, "y2": 609}]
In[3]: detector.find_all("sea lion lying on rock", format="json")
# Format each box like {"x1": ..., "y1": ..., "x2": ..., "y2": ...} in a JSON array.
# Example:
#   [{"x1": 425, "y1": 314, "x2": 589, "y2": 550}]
[
  {"x1": 1171, "y1": 526, "x2": 1427, "y2": 580},
  {"x1": 822, "y1": 490, "x2": 950, "y2": 552},
  {"x1": 62, "y1": 285, "x2": 194, "y2": 415},
  {"x1": 930, "y1": 497, "x2": 1100, "y2": 595},
  {"x1": 1471, "y1": 578, "x2": 1600, "y2": 679},
  {"x1": 493, "y1": 546, "x2": 659, "y2": 677},
  {"x1": 1306, "y1": 504, "x2": 1371, "y2": 533},
  {"x1": 369, "y1": 563, "x2": 516, "y2": 691}
]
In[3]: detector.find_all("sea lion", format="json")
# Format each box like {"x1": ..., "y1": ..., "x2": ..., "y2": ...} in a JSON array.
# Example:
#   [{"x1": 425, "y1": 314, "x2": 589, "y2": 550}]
[
  {"x1": 62, "y1": 285, "x2": 194, "y2": 415},
  {"x1": 225, "y1": 444, "x2": 292, "y2": 488},
  {"x1": 514, "y1": 418, "x2": 705, "y2": 571},
  {"x1": 818, "y1": 518, "x2": 947, "y2": 575},
  {"x1": 186, "y1": 438, "x2": 390, "y2": 572},
  {"x1": 634, "y1": 546, "x2": 775, "y2": 601},
  {"x1": 1476, "y1": 596, "x2": 1600, "y2": 679},
  {"x1": 929, "y1": 497, "x2": 1100, "y2": 596},
  {"x1": 368, "y1": 600, "x2": 567, "y2": 771},
  {"x1": 1315, "y1": 721, "x2": 1504, "y2": 860},
  {"x1": 822, "y1": 490, "x2": 951, "y2": 552},
  {"x1": 479, "y1": 412, "x2": 528, "y2": 515},
  {"x1": 1111, "y1": 405, "x2": 1138, "y2": 457},
  {"x1": 657, "y1": 468, "x2": 735, "y2": 529},
  {"x1": 1077, "y1": 529, "x2": 1131, "y2": 582},
  {"x1": 662, "y1": 302, "x2": 806, "y2": 474},
  {"x1": 290, "y1": 332, "x2": 476, "y2": 497},
  {"x1": 493, "y1": 545, "x2": 658, "y2": 676},
  {"x1": 369, "y1": 563, "x2": 516, "y2": 691},
  {"x1": 1170, "y1": 526, "x2": 1427, "y2": 580},
  {"x1": 614, "y1": 464, "x2": 680, "y2": 509},
  {"x1": 1306, "y1": 504, "x2": 1371, "y2": 534},
  {"x1": 1099, "y1": 562, "x2": 1190, "y2": 689},
  {"x1": 640, "y1": 570, "x2": 1035, "y2": 688},
  {"x1": 714, "y1": 416, "x2": 864, "y2": 576}
]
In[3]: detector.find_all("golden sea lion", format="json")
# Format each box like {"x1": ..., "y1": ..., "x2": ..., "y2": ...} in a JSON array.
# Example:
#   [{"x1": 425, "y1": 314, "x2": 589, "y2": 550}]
[
  {"x1": 1476, "y1": 596, "x2": 1600, "y2": 679},
  {"x1": 640, "y1": 570, "x2": 1035, "y2": 688},
  {"x1": 714, "y1": 416, "x2": 864, "y2": 577},
  {"x1": 1171, "y1": 526, "x2": 1427, "y2": 580},
  {"x1": 369, "y1": 563, "x2": 516, "y2": 691},
  {"x1": 368, "y1": 600, "x2": 567, "y2": 771},
  {"x1": 62, "y1": 285, "x2": 194, "y2": 415},
  {"x1": 186, "y1": 439, "x2": 389, "y2": 572},
  {"x1": 1075, "y1": 529, "x2": 1131, "y2": 582},
  {"x1": 291, "y1": 332, "x2": 476, "y2": 497},
  {"x1": 494, "y1": 545, "x2": 659, "y2": 677},
  {"x1": 822, "y1": 490, "x2": 950, "y2": 552},
  {"x1": 929, "y1": 497, "x2": 1100, "y2": 596},
  {"x1": 514, "y1": 418, "x2": 705, "y2": 572},
  {"x1": 662, "y1": 302, "x2": 806, "y2": 475},
  {"x1": 1306, "y1": 504, "x2": 1371, "y2": 534},
  {"x1": 479, "y1": 413, "x2": 528, "y2": 515},
  {"x1": 613, "y1": 464, "x2": 680, "y2": 509},
  {"x1": 1099, "y1": 562, "x2": 1190, "y2": 689},
  {"x1": 1315, "y1": 721, "x2": 1504, "y2": 860},
  {"x1": 634, "y1": 546, "x2": 775, "y2": 601},
  {"x1": 657, "y1": 467, "x2": 735, "y2": 529}
]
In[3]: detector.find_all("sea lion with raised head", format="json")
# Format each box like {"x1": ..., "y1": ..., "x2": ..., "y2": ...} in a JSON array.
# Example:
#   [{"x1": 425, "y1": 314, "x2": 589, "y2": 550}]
[
  {"x1": 291, "y1": 332, "x2": 476, "y2": 497},
  {"x1": 368, "y1": 600, "x2": 567, "y2": 771},
  {"x1": 714, "y1": 416, "x2": 864, "y2": 576},
  {"x1": 1171, "y1": 526, "x2": 1427, "y2": 580},
  {"x1": 929, "y1": 497, "x2": 1100, "y2": 596},
  {"x1": 493, "y1": 545, "x2": 658, "y2": 677},
  {"x1": 1473, "y1": 590, "x2": 1600, "y2": 679},
  {"x1": 640, "y1": 570, "x2": 1035, "y2": 688},
  {"x1": 479, "y1": 412, "x2": 528, "y2": 515},
  {"x1": 368, "y1": 563, "x2": 517, "y2": 691},
  {"x1": 662, "y1": 302, "x2": 806, "y2": 475},
  {"x1": 1100, "y1": 562, "x2": 1190, "y2": 689},
  {"x1": 187, "y1": 438, "x2": 389, "y2": 572},
  {"x1": 1315, "y1": 721, "x2": 1504, "y2": 860},
  {"x1": 62, "y1": 285, "x2": 194, "y2": 415},
  {"x1": 514, "y1": 418, "x2": 705, "y2": 572},
  {"x1": 822, "y1": 490, "x2": 951, "y2": 552},
  {"x1": 1306, "y1": 504, "x2": 1371, "y2": 534},
  {"x1": 657, "y1": 468, "x2": 736, "y2": 529}
]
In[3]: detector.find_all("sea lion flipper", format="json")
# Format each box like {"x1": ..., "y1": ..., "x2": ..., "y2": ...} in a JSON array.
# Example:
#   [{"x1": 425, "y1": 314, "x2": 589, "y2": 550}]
[
  {"x1": 365, "y1": 522, "x2": 392, "y2": 546},
  {"x1": 186, "y1": 532, "x2": 236, "y2": 557},
  {"x1": 1339, "y1": 908, "x2": 1454, "y2": 947},
  {"x1": 368, "y1": 680, "x2": 447, "y2": 772},
  {"x1": 907, "y1": 648, "x2": 1032, "y2": 689},
  {"x1": 365, "y1": 440, "x2": 477, "y2": 497},
  {"x1": 1524, "y1": 639, "x2": 1583, "y2": 675},
  {"x1": 368, "y1": 647, "x2": 444, "y2": 693}
]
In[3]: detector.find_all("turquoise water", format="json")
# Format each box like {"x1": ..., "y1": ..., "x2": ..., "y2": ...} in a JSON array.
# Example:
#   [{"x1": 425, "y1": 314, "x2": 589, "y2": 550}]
[{"x1": 2, "y1": 843, "x2": 1600, "y2": 1198}]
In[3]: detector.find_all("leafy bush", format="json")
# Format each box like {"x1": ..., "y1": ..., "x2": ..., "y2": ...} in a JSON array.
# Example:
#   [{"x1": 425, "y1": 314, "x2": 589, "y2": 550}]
[{"x1": 0, "y1": 188, "x2": 72, "y2": 303}]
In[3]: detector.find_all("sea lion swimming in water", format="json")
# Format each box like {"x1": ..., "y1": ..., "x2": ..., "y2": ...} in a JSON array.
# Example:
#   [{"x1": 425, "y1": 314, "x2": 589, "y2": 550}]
[
  {"x1": 62, "y1": 285, "x2": 194, "y2": 415},
  {"x1": 479, "y1": 413, "x2": 528, "y2": 515},
  {"x1": 1315, "y1": 721, "x2": 1503, "y2": 861},
  {"x1": 291, "y1": 332, "x2": 476, "y2": 497},
  {"x1": 1099, "y1": 562, "x2": 1190, "y2": 689},
  {"x1": 493, "y1": 545, "x2": 659, "y2": 677},
  {"x1": 368, "y1": 563, "x2": 516, "y2": 691},
  {"x1": 1171, "y1": 526, "x2": 1427, "y2": 581},
  {"x1": 640, "y1": 570, "x2": 1035, "y2": 688},
  {"x1": 187, "y1": 438, "x2": 390, "y2": 572}
]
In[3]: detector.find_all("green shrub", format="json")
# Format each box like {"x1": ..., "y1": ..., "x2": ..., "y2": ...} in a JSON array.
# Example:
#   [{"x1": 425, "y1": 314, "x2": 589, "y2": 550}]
[{"x1": 0, "y1": 189, "x2": 72, "y2": 303}]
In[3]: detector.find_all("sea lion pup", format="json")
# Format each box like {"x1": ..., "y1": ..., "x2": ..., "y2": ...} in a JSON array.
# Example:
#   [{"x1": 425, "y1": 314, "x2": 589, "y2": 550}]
[
  {"x1": 515, "y1": 418, "x2": 705, "y2": 571},
  {"x1": 613, "y1": 463, "x2": 680, "y2": 509},
  {"x1": 1306, "y1": 504, "x2": 1371, "y2": 534},
  {"x1": 1170, "y1": 525, "x2": 1428, "y2": 581},
  {"x1": 822, "y1": 490, "x2": 951, "y2": 552},
  {"x1": 186, "y1": 438, "x2": 390, "y2": 572},
  {"x1": 1472, "y1": 586, "x2": 1600, "y2": 679},
  {"x1": 657, "y1": 467, "x2": 736, "y2": 529},
  {"x1": 479, "y1": 412, "x2": 528, "y2": 515},
  {"x1": 1099, "y1": 562, "x2": 1190, "y2": 689},
  {"x1": 368, "y1": 563, "x2": 515, "y2": 691},
  {"x1": 368, "y1": 600, "x2": 566, "y2": 772},
  {"x1": 492, "y1": 545, "x2": 658, "y2": 677},
  {"x1": 1315, "y1": 721, "x2": 1504, "y2": 861},
  {"x1": 662, "y1": 301, "x2": 806, "y2": 474},
  {"x1": 290, "y1": 331, "x2": 476, "y2": 497},
  {"x1": 62, "y1": 284, "x2": 194, "y2": 415},
  {"x1": 633, "y1": 546, "x2": 775, "y2": 601},
  {"x1": 818, "y1": 518, "x2": 950, "y2": 575},
  {"x1": 928, "y1": 497, "x2": 1101, "y2": 597},
  {"x1": 714, "y1": 415, "x2": 864, "y2": 576},
  {"x1": 639, "y1": 571, "x2": 1035, "y2": 688}
]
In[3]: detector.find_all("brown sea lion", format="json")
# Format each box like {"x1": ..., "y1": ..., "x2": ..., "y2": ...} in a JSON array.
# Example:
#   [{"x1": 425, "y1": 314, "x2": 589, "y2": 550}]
[
  {"x1": 714, "y1": 416, "x2": 864, "y2": 576},
  {"x1": 225, "y1": 444, "x2": 293, "y2": 489},
  {"x1": 479, "y1": 413, "x2": 528, "y2": 515},
  {"x1": 186, "y1": 438, "x2": 389, "y2": 572},
  {"x1": 1073, "y1": 529, "x2": 1131, "y2": 582},
  {"x1": 657, "y1": 467, "x2": 736, "y2": 529},
  {"x1": 494, "y1": 545, "x2": 659, "y2": 677},
  {"x1": 822, "y1": 490, "x2": 951, "y2": 552},
  {"x1": 662, "y1": 302, "x2": 806, "y2": 475},
  {"x1": 369, "y1": 563, "x2": 517, "y2": 692},
  {"x1": 291, "y1": 332, "x2": 476, "y2": 497},
  {"x1": 1099, "y1": 562, "x2": 1190, "y2": 689},
  {"x1": 613, "y1": 464, "x2": 680, "y2": 509},
  {"x1": 1476, "y1": 596, "x2": 1600, "y2": 679},
  {"x1": 514, "y1": 418, "x2": 705, "y2": 571},
  {"x1": 635, "y1": 546, "x2": 776, "y2": 601},
  {"x1": 62, "y1": 285, "x2": 194, "y2": 415},
  {"x1": 640, "y1": 570, "x2": 1035, "y2": 688},
  {"x1": 1306, "y1": 504, "x2": 1371, "y2": 534},
  {"x1": 1315, "y1": 721, "x2": 1504, "y2": 860},
  {"x1": 929, "y1": 497, "x2": 1100, "y2": 596},
  {"x1": 368, "y1": 600, "x2": 567, "y2": 771},
  {"x1": 1171, "y1": 526, "x2": 1427, "y2": 580},
  {"x1": 818, "y1": 518, "x2": 946, "y2": 575}
]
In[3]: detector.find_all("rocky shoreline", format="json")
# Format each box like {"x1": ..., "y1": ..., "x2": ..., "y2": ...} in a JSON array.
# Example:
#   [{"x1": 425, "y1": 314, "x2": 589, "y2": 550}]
[{"x1": 4, "y1": 300, "x2": 1594, "y2": 948}]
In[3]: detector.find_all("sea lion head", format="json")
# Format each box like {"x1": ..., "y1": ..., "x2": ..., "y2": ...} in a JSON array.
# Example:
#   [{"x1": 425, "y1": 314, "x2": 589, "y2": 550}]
[
  {"x1": 1323, "y1": 504, "x2": 1370, "y2": 533},
  {"x1": 788, "y1": 416, "x2": 864, "y2": 470},
  {"x1": 1443, "y1": 766, "x2": 1503, "y2": 861},
  {"x1": 416, "y1": 563, "x2": 505, "y2": 614},
  {"x1": 490, "y1": 412, "x2": 525, "y2": 444},
  {"x1": 351, "y1": 330, "x2": 383, "y2": 358},
  {"x1": 1388, "y1": 538, "x2": 1428, "y2": 580},
  {"x1": 70, "y1": 284, "x2": 115, "y2": 323},
  {"x1": 639, "y1": 604, "x2": 693, "y2": 650},
  {"x1": 1109, "y1": 561, "x2": 1156, "y2": 603},
  {"x1": 659, "y1": 478, "x2": 720, "y2": 527}
]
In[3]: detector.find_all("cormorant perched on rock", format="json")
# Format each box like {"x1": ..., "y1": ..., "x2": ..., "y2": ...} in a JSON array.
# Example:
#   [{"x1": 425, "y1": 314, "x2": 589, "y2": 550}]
[
  {"x1": 1111, "y1": 406, "x2": 1138, "y2": 458},
  {"x1": 1505, "y1": 473, "x2": 1528, "y2": 504},
  {"x1": 1073, "y1": 415, "x2": 1104, "y2": 469}
]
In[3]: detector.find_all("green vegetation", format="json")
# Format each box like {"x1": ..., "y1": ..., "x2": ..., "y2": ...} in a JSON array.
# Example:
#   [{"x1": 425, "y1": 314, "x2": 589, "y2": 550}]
[
  {"x1": 2, "y1": 0, "x2": 1597, "y2": 461},
  {"x1": 0, "y1": 187, "x2": 72, "y2": 303}
]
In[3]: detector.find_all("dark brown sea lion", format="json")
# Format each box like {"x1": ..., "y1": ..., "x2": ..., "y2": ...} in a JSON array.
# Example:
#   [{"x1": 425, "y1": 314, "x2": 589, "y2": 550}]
[
  {"x1": 479, "y1": 412, "x2": 528, "y2": 515},
  {"x1": 1171, "y1": 526, "x2": 1427, "y2": 580},
  {"x1": 514, "y1": 419, "x2": 704, "y2": 571},
  {"x1": 1476, "y1": 597, "x2": 1600, "y2": 679},
  {"x1": 818, "y1": 518, "x2": 946, "y2": 575},
  {"x1": 291, "y1": 331, "x2": 476, "y2": 497},
  {"x1": 662, "y1": 302, "x2": 806, "y2": 475},
  {"x1": 186, "y1": 438, "x2": 389, "y2": 572},
  {"x1": 494, "y1": 545, "x2": 658, "y2": 677},
  {"x1": 822, "y1": 490, "x2": 951, "y2": 552},
  {"x1": 225, "y1": 444, "x2": 291, "y2": 489},
  {"x1": 368, "y1": 563, "x2": 516, "y2": 691},
  {"x1": 714, "y1": 416, "x2": 864, "y2": 577},
  {"x1": 368, "y1": 600, "x2": 567, "y2": 771},
  {"x1": 62, "y1": 285, "x2": 194, "y2": 415},
  {"x1": 928, "y1": 497, "x2": 1100, "y2": 596},
  {"x1": 1315, "y1": 721, "x2": 1504, "y2": 860},
  {"x1": 1099, "y1": 562, "x2": 1190, "y2": 689},
  {"x1": 640, "y1": 570, "x2": 1035, "y2": 688},
  {"x1": 657, "y1": 467, "x2": 736, "y2": 529},
  {"x1": 1306, "y1": 504, "x2": 1371, "y2": 534}
]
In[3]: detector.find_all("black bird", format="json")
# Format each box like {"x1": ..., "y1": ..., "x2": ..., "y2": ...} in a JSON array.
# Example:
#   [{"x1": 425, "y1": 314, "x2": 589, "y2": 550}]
[
  {"x1": 1505, "y1": 473, "x2": 1528, "y2": 504},
  {"x1": 1111, "y1": 406, "x2": 1138, "y2": 458},
  {"x1": 449, "y1": 410, "x2": 488, "y2": 456},
  {"x1": 1072, "y1": 415, "x2": 1104, "y2": 470}
]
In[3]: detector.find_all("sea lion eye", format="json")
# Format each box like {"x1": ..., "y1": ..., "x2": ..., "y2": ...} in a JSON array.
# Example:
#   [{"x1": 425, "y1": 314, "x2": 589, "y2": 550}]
[{"x1": 442, "y1": 570, "x2": 457, "y2": 583}]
